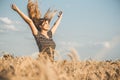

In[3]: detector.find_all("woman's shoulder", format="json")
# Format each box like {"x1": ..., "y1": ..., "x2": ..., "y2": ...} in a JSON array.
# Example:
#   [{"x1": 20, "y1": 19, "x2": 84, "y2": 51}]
[{"x1": 33, "y1": 31, "x2": 42, "y2": 37}]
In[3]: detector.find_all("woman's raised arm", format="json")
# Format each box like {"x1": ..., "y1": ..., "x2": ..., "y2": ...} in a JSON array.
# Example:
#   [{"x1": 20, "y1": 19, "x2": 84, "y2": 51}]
[
  {"x1": 50, "y1": 11, "x2": 63, "y2": 35},
  {"x1": 11, "y1": 4, "x2": 38, "y2": 35}
]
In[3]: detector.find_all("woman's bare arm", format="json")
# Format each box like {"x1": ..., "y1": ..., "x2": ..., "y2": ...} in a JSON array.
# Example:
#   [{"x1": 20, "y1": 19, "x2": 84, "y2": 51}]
[
  {"x1": 50, "y1": 11, "x2": 63, "y2": 35},
  {"x1": 11, "y1": 4, "x2": 38, "y2": 35}
]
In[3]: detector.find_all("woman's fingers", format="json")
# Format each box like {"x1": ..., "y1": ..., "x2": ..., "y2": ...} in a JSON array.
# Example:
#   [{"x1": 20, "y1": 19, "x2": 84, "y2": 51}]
[
  {"x1": 11, "y1": 4, "x2": 17, "y2": 11},
  {"x1": 59, "y1": 11, "x2": 62, "y2": 15},
  {"x1": 58, "y1": 11, "x2": 63, "y2": 17}
]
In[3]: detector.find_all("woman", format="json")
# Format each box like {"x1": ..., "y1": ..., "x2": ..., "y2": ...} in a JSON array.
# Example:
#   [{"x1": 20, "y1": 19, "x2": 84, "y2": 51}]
[{"x1": 11, "y1": 0, "x2": 63, "y2": 60}]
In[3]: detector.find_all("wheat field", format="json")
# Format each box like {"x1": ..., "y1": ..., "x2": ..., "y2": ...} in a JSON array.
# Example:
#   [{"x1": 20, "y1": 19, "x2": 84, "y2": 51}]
[{"x1": 0, "y1": 51, "x2": 120, "y2": 80}]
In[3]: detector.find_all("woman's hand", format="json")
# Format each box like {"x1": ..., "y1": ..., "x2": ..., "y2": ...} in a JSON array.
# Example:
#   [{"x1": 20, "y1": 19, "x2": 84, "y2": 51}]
[
  {"x1": 58, "y1": 11, "x2": 63, "y2": 18},
  {"x1": 11, "y1": 4, "x2": 18, "y2": 11}
]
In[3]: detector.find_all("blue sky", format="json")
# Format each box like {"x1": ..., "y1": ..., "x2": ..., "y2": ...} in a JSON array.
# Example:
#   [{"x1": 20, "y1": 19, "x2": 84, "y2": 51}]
[{"x1": 0, "y1": 0, "x2": 120, "y2": 60}]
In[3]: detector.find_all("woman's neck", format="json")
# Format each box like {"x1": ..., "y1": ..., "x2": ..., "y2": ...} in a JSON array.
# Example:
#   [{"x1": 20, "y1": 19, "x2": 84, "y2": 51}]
[
  {"x1": 41, "y1": 30, "x2": 47, "y2": 34},
  {"x1": 41, "y1": 30, "x2": 49, "y2": 39}
]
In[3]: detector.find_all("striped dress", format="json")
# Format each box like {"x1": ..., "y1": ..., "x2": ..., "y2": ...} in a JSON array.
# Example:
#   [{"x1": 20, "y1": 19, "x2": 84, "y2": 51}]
[{"x1": 34, "y1": 30, "x2": 56, "y2": 58}]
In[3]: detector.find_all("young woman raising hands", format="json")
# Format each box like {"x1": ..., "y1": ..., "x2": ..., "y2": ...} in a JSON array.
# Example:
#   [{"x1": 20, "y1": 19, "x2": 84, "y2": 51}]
[{"x1": 11, "y1": 0, "x2": 63, "y2": 60}]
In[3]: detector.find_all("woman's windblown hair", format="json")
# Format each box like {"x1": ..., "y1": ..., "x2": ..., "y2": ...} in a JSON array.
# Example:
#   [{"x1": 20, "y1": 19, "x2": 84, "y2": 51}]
[
  {"x1": 27, "y1": 0, "x2": 41, "y2": 19},
  {"x1": 43, "y1": 8, "x2": 57, "y2": 23},
  {"x1": 27, "y1": 0, "x2": 57, "y2": 31}
]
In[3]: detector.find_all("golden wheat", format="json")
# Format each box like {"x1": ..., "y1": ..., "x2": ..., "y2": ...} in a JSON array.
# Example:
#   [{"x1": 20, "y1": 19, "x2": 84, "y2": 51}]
[{"x1": 0, "y1": 52, "x2": 120, "y2": 80}]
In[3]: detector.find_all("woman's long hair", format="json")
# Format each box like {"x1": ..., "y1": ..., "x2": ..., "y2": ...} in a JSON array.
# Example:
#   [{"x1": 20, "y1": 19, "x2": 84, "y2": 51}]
[{"x1": 27, "y1": 0, "x2": 57, "y2": 31}]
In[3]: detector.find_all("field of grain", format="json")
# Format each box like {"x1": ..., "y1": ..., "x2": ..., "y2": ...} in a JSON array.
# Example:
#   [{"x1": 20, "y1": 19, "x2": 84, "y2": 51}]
[{"x1": 0, "y1": 51, "x2": 120, "y2": 80}]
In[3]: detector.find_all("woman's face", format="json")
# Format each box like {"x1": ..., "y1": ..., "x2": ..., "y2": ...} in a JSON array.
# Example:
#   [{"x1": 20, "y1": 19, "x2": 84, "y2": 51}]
[{"x1": 40, "y1": 20, "x2": 50, "y2": 31}]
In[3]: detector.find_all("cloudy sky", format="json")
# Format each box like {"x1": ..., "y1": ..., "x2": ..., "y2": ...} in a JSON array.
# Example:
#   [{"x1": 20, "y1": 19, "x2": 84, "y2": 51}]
[{"x1": 0, "y1": 0, "x2": 120, "y2": 60}]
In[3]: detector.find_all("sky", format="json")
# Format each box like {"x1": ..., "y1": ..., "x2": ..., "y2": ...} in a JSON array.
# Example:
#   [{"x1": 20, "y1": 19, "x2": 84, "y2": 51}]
[{"x1": 0, "y1": 0, "x2": 120, "y2": 60}]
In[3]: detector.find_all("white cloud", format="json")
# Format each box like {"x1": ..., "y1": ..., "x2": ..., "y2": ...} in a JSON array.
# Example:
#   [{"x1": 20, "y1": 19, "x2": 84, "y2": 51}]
[
  {"x1": 58, "y1": 41, "x2": 80, "y2": 48},
  {"x1": 57, "y1": 37, "x2": 120, "y2": 60},
  {"x1": 94, "y1": 36, "x2": 120, "y2": 60},
  {"x1": 0, "y1": 17, "x2": 13, "y2": 24},
  {"x1": 0, "y1": 30, "x2": 4, "y2": 32},
  {"x1": 4, "y1": 25, "x2": 19, "y2": 31},
  {"x1": 0, "y1": 17, "x2": 20, "y2": 32},
  {"x1": 103, "y1": 41, "x2": 111, "y2": 49},
  {"x1": 93, "y1": 41, "x2": 111, "y2": 49},
  {"x1": 14, "y1": 21, "x2": 21, "y2": 24},
  {"x1": 0, "y1": 24, "x2": 19, "y2": 32},
  {"x1": 56, "y1": 41, "x2": 81, "y2": 56}
]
